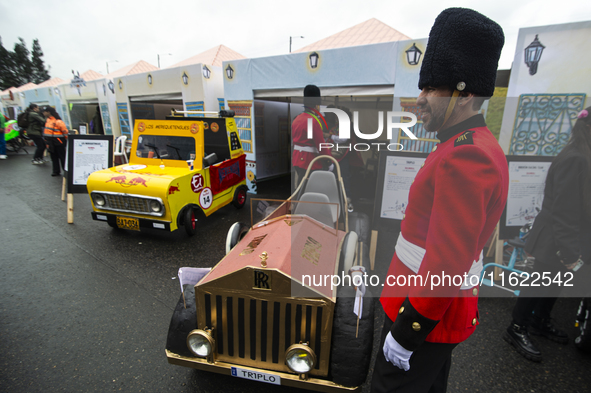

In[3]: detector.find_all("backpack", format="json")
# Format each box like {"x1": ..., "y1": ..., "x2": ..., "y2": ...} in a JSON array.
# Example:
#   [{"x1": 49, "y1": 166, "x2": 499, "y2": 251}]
[{"x1": 17, "y1": 111, "x2": 29, "y2": 129}]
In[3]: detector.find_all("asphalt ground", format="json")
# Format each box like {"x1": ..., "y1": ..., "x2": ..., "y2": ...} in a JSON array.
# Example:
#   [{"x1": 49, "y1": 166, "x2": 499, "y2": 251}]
[{"x1": 1, "y1": 147, "x2": 590, "y2": 393}]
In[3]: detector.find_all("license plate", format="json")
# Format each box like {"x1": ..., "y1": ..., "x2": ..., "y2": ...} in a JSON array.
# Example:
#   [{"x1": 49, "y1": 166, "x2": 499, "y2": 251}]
[
  {"x1": 116, "y1": 216, "x2": 140, "y2": 231},
  {"x1": 230, "y1": 367, "x2": 281, "y2": 385}
]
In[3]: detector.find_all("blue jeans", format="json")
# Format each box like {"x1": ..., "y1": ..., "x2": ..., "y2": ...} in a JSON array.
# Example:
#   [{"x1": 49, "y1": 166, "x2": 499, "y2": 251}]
[{"x1": 0, "y1": 130, "x2": 6, "y2": 155}]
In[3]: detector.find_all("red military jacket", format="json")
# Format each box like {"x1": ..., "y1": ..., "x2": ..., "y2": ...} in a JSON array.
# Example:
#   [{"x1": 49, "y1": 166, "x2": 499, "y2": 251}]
[
  {"x1": 380, "y1": 115, "x2": 508, "y2": 349},
  {"x1": 292, "y1": 107, "x2": 330, "y2": 171}
]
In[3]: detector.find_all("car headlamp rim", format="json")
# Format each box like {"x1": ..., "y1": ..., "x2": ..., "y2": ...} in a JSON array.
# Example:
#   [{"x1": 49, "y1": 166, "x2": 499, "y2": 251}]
[
  {"x1": 93, "y1": 193, "x2": 106, "y2": 207},
  {"x1": 186, "y1": 329, "x2": 215, "y2": 358},
  {"x1": 285, "y1": 343, "x2": 316, "y2": 374},
  {"x1": 150, "y1": 200, "x2": 162, "y2": 212}
]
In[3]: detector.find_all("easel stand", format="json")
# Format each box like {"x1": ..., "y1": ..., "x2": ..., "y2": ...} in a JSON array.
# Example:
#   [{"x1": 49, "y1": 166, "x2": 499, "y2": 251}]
[{"x1": 485, "y1": 224, "x2": 503, "y2": 281}]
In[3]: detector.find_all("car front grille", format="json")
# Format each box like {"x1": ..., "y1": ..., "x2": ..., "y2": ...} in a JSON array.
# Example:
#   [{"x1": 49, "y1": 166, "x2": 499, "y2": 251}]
[
  {"x1": 105, "y1": 194, "x2": 149, "y2": 213},
  {"x1": 198, "y1": 292, "x2": 333, "y2": 376},
  {"x1": 91, "y1": 191, "x2": 165, "y2": 217}
]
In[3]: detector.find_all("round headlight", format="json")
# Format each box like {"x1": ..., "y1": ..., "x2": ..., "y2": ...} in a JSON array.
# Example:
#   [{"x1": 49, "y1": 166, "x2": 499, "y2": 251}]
[
  {"x1": 150, "y1": 200, "x2": 161, "y2": 212},
  {"x1": 93, "y1": 194, "x2": 106, "y2": 207},
  {"x1": 187, "y1": 330, "x2": 214, "y2": 358},
  {"x1": 285, "y1": 344, "x2": 316, "y2": 374}
]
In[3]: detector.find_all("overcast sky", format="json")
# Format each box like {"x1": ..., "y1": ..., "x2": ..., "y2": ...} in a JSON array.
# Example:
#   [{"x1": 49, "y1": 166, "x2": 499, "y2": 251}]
[{"x1": 1, "y1": 0, "x2": 590, "y2": 83}]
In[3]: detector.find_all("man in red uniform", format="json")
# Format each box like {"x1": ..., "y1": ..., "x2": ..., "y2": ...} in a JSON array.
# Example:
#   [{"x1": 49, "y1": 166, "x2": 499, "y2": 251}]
[
  {"x1": 292, "y1": 84, "x2": 330, "y2": 188},
  {"x1": 371, "y1": 8, "x2": 508, "y2": 392}
]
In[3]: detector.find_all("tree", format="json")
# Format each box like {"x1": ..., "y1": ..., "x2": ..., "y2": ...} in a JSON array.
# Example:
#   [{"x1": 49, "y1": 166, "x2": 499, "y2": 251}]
[
  {"x1": 31, "y1": 39, "x2": 50, "y2": 84},
  {"x1": 12, "y1": 38, "x2": 32, "y2": 87},
  {"x1": 0, "y1": 37, "x2": 19, "y2": 90},
  {"x1": 0, "y1": 36, "x2": 50, "y2": 91}
]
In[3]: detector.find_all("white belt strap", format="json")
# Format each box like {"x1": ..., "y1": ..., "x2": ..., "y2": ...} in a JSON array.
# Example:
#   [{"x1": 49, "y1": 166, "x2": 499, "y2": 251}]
[
  {"x1": 294, "y1": 145, "x2": 318, "y2": 153},
  {"x1": 395, "y1": 233, "x2": 482, "y2": 290}
]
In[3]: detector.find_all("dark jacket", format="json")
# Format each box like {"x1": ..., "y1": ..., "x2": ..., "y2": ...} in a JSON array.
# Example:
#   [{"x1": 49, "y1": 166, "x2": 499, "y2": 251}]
[
  {"x1": 27, "y1": 111, "x2": 46, "y2": 136},
  {"x1": 525, "y1": 149, "x2": 591, "y2": 266}
]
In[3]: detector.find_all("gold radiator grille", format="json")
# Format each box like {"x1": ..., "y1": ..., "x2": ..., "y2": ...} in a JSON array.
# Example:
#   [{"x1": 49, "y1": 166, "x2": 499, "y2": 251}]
[{"x1": 199, "y1": 293, "x2": 332, "y2": 376}]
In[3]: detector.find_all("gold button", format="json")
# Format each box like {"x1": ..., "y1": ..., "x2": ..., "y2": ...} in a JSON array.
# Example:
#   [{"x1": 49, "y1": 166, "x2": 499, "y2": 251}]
[
  {"x1": 431, "y1": 145, "x2": 437, "y2": 152},
  {"x1": 399, "y1": 306, "x2": 405, "y2": 314},
  {"x1": 412, "y1": 322, "x2": 421, "y2": 331},
  {"x1": 472, "y1": 318, "x2": 477, "y2": 326},
  {"x1": 421, "y1": 163, "x2": 425, "y2": 168},
  {"x1": 472, "y1": 288, "x2": 478, "y2": 296},
  {"x1": 402, "y1": 214, "x2": 405, "y2": 220}
]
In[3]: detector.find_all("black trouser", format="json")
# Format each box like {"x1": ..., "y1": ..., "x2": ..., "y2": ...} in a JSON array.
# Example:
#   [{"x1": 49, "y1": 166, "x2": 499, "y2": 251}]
[
  {"x1": 371, "y1": 315, "x2": 457, "y2": 393},
  {"x1": 29, "y1": 134, "x2": 46, "y2": 160},
  {"x1": 511, "y1": 259, "x2": 566, "y2": 326},
  {"x1": 294, "y1": 166, "x2": 307, "y2": 190},
  {"x1": 49, "y1": 138, "x2": 67, "y2": 174}
]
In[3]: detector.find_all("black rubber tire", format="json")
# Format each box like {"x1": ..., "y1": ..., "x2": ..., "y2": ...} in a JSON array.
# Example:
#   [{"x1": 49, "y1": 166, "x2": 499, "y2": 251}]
[
  {"x1": 184, "y1": 207, "x2": 200, "y2": 236},
  {"x1": 226, "y1": 222, "x2": 250, "y2": 254},
  {"x1": 329, "y1": 285, "x2": 375, "y2": 388},
  {"x1": 232, "y1": 186, "x2": 247, "y2": 209},
  {"x1": 165, "y1": 285, "x2": 197, "y2": 357},
  {"x1": 338, "y1": 232, "x2": 358, "y2": 275}
]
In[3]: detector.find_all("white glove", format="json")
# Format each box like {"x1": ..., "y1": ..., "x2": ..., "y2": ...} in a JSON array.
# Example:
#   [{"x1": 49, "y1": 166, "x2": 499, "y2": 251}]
[
  {"x1": 328, "y1": 163, "x2": 335, "y2": 172},
  {"x1": 383, "y1": 332, "x2": 413, "y2": 371}
]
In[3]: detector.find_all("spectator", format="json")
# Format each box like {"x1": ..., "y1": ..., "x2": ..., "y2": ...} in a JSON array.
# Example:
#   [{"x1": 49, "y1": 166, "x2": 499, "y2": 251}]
[
  {"x1": 92, "y1": 106, "x2": 104, "y2": 135},
  {"x1": 291, "y1": 84, "x2": 331, "y2": 189},
  {"x1": 42, "y1": 106, "x2": 68, "y2": 176},
  {"x1": 504, "y1": 106, "x2": 591, "y2": 361},
  {"x1": 26, "y1": 104, "x2": 48, "y2": 164}
]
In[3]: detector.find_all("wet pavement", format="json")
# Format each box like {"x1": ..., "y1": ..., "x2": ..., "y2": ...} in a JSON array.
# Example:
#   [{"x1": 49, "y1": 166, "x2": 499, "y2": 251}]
[{"x1": 1, "y1": 147, "x2": 590, "y2": 393}]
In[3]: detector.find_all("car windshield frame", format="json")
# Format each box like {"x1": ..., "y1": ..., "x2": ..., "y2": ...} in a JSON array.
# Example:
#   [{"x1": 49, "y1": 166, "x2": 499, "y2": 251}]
[{"x1": 136, "y1": 134, "x2": 196, "y2": 161}]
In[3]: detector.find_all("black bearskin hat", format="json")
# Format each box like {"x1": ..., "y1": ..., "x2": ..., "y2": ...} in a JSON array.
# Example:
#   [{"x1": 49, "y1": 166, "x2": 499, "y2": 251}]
[
  {"x1": 418, "y1": 8, "x2": 504, "y2": 97},
  {"x1": 303, "y1": 84, "x2": 321, "y2": 107}
]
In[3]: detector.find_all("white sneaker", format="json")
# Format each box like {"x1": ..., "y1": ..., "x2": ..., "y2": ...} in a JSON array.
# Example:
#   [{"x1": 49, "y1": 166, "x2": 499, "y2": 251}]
[{"x1": 0, "y1": 155, "x2": 7, "y2": 159}]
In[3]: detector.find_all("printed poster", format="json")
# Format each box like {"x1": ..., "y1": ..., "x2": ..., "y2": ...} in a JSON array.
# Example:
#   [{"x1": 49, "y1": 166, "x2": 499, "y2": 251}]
[
  {"x1": 72, "y1": 139, "x2": 111, "y2": 185},
  {"x1": 380, "y1": 156, "x2": 425, "y2": 220},
  {"x1": 505, "y1": 161, "x2": 551, "y2": 227}
]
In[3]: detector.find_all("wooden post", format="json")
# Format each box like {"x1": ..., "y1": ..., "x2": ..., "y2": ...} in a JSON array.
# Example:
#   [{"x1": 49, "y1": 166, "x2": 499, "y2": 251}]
[
  {"x1": 61, "y1": 177, "x2": 66, "y2": 201},
  {"x1": 67, "y1": 194, "x2": 74, "y2": 224},
  {"x1": 494, "y1": 226, "x2": 504, "y2": 281},
  {"x1": 486, "y1": 225, "x2": 498, "y2": 258},
  {"x1": 369, "y1": 230, "x2": 378, "y2": 271}
]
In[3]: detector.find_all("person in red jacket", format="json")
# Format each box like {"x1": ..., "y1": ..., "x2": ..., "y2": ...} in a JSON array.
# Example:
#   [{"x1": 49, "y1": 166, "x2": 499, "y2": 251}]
[
  {"x1": 291, "y1": 84, "x2": 331, "y2": 188},
  {"x1": 371, "y1": 8, "x2": 508, "y2": 393}
]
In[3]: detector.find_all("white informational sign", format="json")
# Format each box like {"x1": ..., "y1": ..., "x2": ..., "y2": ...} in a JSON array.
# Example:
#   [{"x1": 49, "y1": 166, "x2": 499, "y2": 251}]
[
  {"x1": 79, "y1": 124, "x2": 87, "y2": 135},
  {"x1": 72, "y1": 140, "x2": 111, "y2": 185},
  {"x1": 505, "y1": 161, "x2": 551, "y2": 227},
  {"x1": 380, "y1": 156, "x2": 426, "y2": 220}
]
